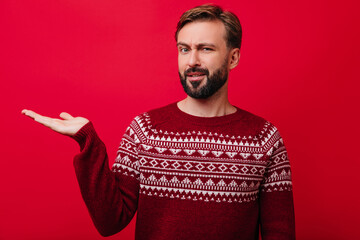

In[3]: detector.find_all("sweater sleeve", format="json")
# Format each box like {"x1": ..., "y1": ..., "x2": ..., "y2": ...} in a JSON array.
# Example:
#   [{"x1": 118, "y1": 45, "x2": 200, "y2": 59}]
[
  {"x1": 72, "y1": 121, "x2": 140, "y2": 237},
  {"x1": 259, "y1": 127, "x2": 295, "y2": 240}
]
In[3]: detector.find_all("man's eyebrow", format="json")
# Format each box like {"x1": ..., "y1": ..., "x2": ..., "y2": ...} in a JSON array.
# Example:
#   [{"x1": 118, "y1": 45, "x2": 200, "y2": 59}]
[
  {"x1": 197, "y1": 43, "x2": 216, "y2": 48},
  {"x1": 177, "y1": 42, "x2": 216, "y2": 48},
  {"x1": 177, "y1": 42, "x2": 190, "y2": 47}
]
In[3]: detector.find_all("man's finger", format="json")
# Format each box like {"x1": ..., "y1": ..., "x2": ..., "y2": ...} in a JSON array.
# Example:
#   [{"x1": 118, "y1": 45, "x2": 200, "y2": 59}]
[
  {"x1": 34, "y1": 114, "x2": 54, "y2": 126},
  {"x1": 59, "y1": 112, "x2": 73, "y2": 120},
  {"x1": 22, "y1": 109, "x2": 41, "y2": 120},
  {"x1": 22, "y1": 109, "x2": 56, "y2": 128}
]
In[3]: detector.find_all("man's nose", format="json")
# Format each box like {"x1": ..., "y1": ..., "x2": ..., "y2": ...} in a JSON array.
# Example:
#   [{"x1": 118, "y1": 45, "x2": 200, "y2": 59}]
[{"x1": 188, "y1": 50, "x2": 200, "y2": 67}]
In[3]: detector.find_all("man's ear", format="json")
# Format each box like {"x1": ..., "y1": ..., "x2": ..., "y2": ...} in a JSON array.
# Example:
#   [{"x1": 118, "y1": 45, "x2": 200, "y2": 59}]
[{"x1": 229, "y1": 48, "x2": 240, "y2": 70}]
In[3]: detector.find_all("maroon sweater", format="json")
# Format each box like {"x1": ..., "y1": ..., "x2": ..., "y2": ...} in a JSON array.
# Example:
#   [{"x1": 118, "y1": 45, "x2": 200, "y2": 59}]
[{"x1": 72, "y1": 103, "x2": 295, "y2": 239}]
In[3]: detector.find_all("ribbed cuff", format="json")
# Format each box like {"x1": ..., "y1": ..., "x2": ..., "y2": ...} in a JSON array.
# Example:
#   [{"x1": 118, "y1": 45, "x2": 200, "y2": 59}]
[{"x1": 71, "y1": 121, "x2": 97, "y2": 150}]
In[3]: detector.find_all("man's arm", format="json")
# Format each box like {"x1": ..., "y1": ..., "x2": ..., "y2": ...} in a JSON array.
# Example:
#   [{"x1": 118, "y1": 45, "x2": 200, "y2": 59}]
[
  {"x1": 259, "y1": 128, "x2": 295, "y2": 240},
  {"x1": 72, "y1": 122, "x2": 139, "y2": 236},
  {"x1": 22, "y1": 110, "x2": 140, "y2": 236}
]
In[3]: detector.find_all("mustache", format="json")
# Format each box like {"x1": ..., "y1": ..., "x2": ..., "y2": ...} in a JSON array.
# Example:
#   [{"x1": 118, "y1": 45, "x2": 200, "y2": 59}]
[{"x1": 184, "y1": 67, "x2": 209, "y2": 76}]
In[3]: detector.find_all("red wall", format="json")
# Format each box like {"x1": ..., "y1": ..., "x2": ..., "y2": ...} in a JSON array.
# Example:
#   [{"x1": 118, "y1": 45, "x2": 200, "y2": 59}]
[{"x1": 1, "y1": 0, "x2": 359, "y2": 239}]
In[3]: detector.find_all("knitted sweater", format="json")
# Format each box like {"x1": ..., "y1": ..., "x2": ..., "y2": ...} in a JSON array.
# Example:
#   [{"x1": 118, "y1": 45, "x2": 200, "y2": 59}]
[{"x1": 72, "y1": 102, "x2": 295, "y2": 240}]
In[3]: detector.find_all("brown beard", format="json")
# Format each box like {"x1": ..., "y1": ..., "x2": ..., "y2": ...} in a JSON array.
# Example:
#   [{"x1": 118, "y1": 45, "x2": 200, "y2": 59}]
[{"x1": 179, "y1": 61, "x2": 229, "y2": 99}]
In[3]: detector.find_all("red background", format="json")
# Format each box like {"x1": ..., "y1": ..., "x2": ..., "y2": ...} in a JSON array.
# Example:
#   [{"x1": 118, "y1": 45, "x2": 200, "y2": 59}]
[{"x1": 1, "y1": 0, "x2": 359, "y2": 239}]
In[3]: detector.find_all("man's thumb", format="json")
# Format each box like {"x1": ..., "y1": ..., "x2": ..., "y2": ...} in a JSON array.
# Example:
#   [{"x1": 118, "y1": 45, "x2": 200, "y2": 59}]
[{"x1": 59, "y1": 112, "x2": 74, "y2": 120}]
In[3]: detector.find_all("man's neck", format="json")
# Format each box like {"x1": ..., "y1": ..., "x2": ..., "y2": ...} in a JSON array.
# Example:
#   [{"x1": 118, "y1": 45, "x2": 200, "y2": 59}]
[{"x1": 177, "y1": 90, "x2": 236, "y2": 118}]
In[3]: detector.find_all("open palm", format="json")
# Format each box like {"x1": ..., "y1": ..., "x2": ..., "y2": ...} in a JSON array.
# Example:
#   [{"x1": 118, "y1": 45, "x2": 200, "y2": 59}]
[{"x1": 22, "y1": 109, "x2": 89, "y2": 136}]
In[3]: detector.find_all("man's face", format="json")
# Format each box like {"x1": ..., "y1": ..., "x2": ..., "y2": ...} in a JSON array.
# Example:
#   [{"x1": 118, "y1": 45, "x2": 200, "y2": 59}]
[{"x1": 177, "y1": 20, "x2": 230, "y2": 99}]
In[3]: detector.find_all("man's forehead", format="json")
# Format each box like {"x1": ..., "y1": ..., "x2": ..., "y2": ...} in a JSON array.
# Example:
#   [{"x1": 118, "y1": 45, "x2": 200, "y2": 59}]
[{"x1": 177, "y1": 20, "x2": 227, "y2": 46}]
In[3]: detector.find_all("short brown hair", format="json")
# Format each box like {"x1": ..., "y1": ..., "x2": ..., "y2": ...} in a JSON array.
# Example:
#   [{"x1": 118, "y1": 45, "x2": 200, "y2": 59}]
[{"x1": 175, "y1": 4, "x2": 242, "y2": 49}]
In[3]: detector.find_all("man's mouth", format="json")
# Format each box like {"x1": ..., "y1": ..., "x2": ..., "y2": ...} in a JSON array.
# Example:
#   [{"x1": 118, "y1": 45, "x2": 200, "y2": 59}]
[
  {"x1": 186, "y1": 72, "x2": 207, "y2": 81},
  {"x1": 184, "y1": 67, "x2": 209, "y2": 84}
]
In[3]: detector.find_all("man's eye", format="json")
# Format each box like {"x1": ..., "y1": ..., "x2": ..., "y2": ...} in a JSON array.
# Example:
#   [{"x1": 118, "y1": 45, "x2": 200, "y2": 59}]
[
  {"x1": 180, "y1": 48, "x2": 189, "y2": 53},
  {"x1": 203, "y1": 48, "x2": 213, "y2": 51}
]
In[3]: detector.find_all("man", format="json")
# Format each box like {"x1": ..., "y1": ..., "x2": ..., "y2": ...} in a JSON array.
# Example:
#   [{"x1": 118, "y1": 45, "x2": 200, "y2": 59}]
[{"x1": 22, "y1": 4, "x2": 295, "y2": 240}]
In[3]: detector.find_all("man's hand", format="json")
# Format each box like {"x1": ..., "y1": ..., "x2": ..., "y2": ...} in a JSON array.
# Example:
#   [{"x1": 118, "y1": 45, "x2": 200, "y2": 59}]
[{"x1": 21, "y1": 109, "x2": 89, "y2": 136}]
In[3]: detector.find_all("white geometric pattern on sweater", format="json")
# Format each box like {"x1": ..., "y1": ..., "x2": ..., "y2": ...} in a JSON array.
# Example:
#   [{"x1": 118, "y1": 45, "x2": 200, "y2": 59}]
[{"x1": 112, "y1": 112, "x2": 292, "y2": 203}]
